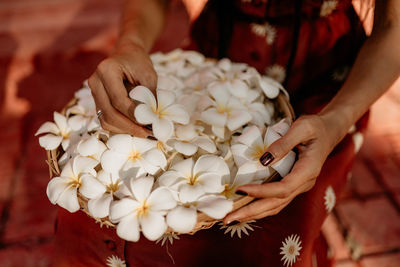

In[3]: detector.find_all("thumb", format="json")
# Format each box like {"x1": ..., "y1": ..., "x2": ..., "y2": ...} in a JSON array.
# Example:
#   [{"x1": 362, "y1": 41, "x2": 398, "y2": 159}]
[{"x1": 260, "y1": 118, "x2": 311, "y2": 166}]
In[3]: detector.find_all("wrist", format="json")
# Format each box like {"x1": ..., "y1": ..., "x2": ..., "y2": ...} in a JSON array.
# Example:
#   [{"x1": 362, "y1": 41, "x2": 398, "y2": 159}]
[
  {"x1": 317, "y1": 110, "x2": 352, "y2": 148},
  {"x1": 115, "y1": 35, "x2": 147, "y2": 54}
]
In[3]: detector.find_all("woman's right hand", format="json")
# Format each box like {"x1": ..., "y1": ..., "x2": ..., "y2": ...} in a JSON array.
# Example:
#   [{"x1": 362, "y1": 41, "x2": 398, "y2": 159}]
[{"x1": 88, "y1": 42, "x2": 156, "y2": 137}]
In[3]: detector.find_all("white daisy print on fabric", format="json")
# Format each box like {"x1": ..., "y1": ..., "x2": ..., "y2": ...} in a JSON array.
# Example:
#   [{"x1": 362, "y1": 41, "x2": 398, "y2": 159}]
[
  {"x1": 320, "y1": 0, "x2": 338, "y2": 17},
  {"x1": 324, "y1": 186, "x2": 336, "y2": 213},
  {"x1": 280, "y1": 234, "x2": 302, "y2": 267},
  {"x1": 251, "y1": 22, "x2": 277, "y2": 45},
  {"x1": 106, "y1": 255, "x2": 126, "y2": 267},
  {"x1": 220, "y1": 220, "x2": 257, "y2": 238},
  {"x1": 265, "y1": 64, "x2": 286, "y2": 84}
]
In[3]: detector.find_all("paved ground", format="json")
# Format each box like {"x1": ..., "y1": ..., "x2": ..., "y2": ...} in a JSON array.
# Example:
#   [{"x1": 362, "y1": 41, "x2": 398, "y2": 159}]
[{"x1": 0, "y1": 1, "x2": 399, "y2": 266}]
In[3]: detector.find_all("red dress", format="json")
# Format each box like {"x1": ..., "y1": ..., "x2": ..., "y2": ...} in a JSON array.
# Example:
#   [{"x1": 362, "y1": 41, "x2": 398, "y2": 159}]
[{"x1": 53, "y1": 1, "x2": 369, "y2": 266}]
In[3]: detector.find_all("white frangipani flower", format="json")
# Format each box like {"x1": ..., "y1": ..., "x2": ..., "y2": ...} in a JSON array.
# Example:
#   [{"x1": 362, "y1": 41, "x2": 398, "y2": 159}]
[
  {"x1": 221, "y1": 163, "x2": 257, "y2": 199},
  {"x1": 101, "y1": 134, "x2": 167, "y2": 177},
  {"x1": 168, "y1": 124, "x2": 216, "y2": 156},
  {"x1": 76, "y1": 135, "x2": 107, "y2": 162},
  {"x1": 35, "y1": 112, "x2": 79, "y2": 150},
  {"x1": 231, "y1": 125, "x2": 296, "y2": 179},
  {"x1": 166, "y1": 194, "x2": 233, "y2": 233},
  {"x1": 46, "y1": 156, "x2": 98, "y2": 212},
  {"x1": 106, "y1": 255, "x2": 126, "y2": 267},
  {"x1": 280, "y1": 234, "x2": 302, "y2": 267},
  {"x1": 109, "y1": 176, "x2": 177, "y2": 242},
  {"x1": 66, "y1": 87, "x2": 97, "y2": 131},
  {"x1": 129, "y1": 86, "x2": 190, "y2": 141},
  {"x1": 80, "y1": 170, "x2": 130, "y2": 218},
  {"x1": 220, "y1": 220, "x2": 257, "y2": 238},
  {"x1": 201, "y1": 86, "x2": 252, "y2": 139},
  {"x1": 324, "y1": 186, "x2": 336, "y2": 213},
  {"x1": 158, "y1": 155, "x2": 225, "y2": 202}
]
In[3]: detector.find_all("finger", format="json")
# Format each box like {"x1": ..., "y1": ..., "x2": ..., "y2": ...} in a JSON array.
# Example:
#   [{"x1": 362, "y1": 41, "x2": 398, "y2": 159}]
[
  {"x1": 88, "y1": 73, "x2": 150, "y2": 137},
  {"x1": 242, "y1": 200, "x2": 290, "y2": 221},
  {"x1": 260, "y1": 116, "x2": 316, "y2": 166},
  {"x1": 223, "y1": 197, "x2": 285, "y2": 224},
  {"x1": 97, "y1": 62, "x2": 137, "y2": 121},
  {"x1": 237, "y1": 154, "x2": 320, "y2": 199}
]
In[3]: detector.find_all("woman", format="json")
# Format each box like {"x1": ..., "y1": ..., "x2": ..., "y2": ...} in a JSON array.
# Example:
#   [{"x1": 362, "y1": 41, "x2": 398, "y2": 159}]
[{"x1": 53, "y1": 0, "x2": 400, "y2": 266}]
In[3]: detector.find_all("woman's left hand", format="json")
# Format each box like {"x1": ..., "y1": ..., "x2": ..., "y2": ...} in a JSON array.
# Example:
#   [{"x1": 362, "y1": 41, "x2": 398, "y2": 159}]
[{"x1": 223, "y1": 114, "x2": 344, "y2": 224}]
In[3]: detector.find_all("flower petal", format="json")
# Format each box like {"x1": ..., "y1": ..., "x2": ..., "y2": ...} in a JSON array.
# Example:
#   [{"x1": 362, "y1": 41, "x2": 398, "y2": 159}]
[
  {"x1": 171, "y1": 158, "x2": 194, "y2": 177},
  {"x1": 227, "y1": 110, "x2": 252, "y2": 131},
  {"x1": 197, "y1": 195, "x2": 233, "y2": 219},
  {"x1": 134, "y1": 104, "x2": 158, "y2": 125},
  {"x1": 53, "y1": 112, "x2": 68, "y2": 132},
  {"x1": 73, "y1": 156, "x2": 98, "y2": 176},
  {"x1": 197, "y1": 173, "x2": 224, "y2": 193},
  {"x1": 157, "y1": 171, "x2": 182, "y2": 187},
  {"x1": 88, "y1": 194, "x2": 113, "y2": 218},
  {"x1": 101, "y1": 150, "x2": 127, "y2": 174},
  {"x1": 141, "y1": 148, "x2": 167, "y2": 173},
  {"x1": 68, "y1": 115, "x2": 87, "y2": 131},
  {"x1": 175, "y1": 124, "x2": 198, "y2": 141},
  {"x1": 234, "y1": 163, "x2": 257, "y2": 186},
  {"x1": 271, "y1": 150, "x2": 296, "y2": 177},
  {"x1": 201, "y1": 108, "x2": 227, "y2": 127},
  {"x1": 77, "y1": 135, "x2": 106, "y2": 158},
  {"x1": 271, "y1": 119, "x2": 291, "y2": 136},
  {"x1": 231, "y1": 144, "x2": 252, "y2": 166},
  {"x1": 264, "y1": 127, "x2": 282, "y2": 146},
  {"x1": 156, "y1": 89, "x2": 176, "y2": 110},
  {"x1": 140, "y1": 211, "x2": 167, "y2": 241},
  {"x1": 116, "y1": 213, "x2": 140, "y2": 242},
  {"x1": 259, "y1": 77, "x2": 280, "y2": 99},
  {"x1": 193, "y1": 136, "x2": 216, "y2": 153},
  {"x1": 179, "y1": 183, "x2": 205, "y2": 203},
  {"x1": 147, "y1": 187, "x2": 177, "y2": 211},
  {"x1": 166, "y1": 206, "x2": 197, "y2": 233},
  {"x1": 35, "y1": 122, "x2": 60, "y2": 136},
  {"x1": 130, "y1": 176, "x2": 154, "y2": 202},
  {"x1": 79, "y1": 174, "x2": 106, "y2": 199},
  {"x1": 46, "y1": 177, "x2": 68, "y2": 204},
  {"x1": 106, "y1": 134, "x2": 133, "y2": 154},
  {"x1": 153, "y1": 117, "x2": 174, "y2": 141},
  {"x1": 174, "y1": 141, "x2": 198, "y2": 156},
  {"x1": 131, "y1": 137, "x2": 157, "y2": 153},
  {"x1": 56, "y1": 185, "x2": 80, "y2": 213},
  {"x1": 237, "y1": 126, "x2": 264, "y2": 148},
  {"x1": 162, "y1": 104, "x2": 190, "y2": 125},
  {"x1": 229, "y1": 79, "x2": 248, "y2": 99},
  {"x1": 129, "y1": 85, "x2": 157, "y2": 110},
  {"x1": 38, "y1": 134, "x2": 63, "y2": 150},
  {"x1": 109, "y1": 198, "x2": 140, "y2": 222}
]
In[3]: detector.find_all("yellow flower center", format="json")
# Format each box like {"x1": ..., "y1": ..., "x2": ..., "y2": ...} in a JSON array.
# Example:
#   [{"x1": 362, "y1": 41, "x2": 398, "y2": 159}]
[
  {"x1": 216, "y1": 104, "x2": 231, "y2": 115},
  {"x1": 68, "y1": 175, "x2": 81, "y2": 188},
  {"x1": 61, "y1": 131, "x2": 70, "y2": 139},
  {"x1": 129, "y1": 150, "x2": 142, "y2": 162},
  {"x1": 106, "y1": 181, "x2": 120, "y2": 194},
  {"x1": 136, "y1": 201, "x2": 150, "y2": 217},
  {"x1": 288, "y1": 245, "x2": 295, "y2": 254},
  {"x1": 251, "y1": 145, "x2": 268, "y2": 159},
  {"x1": 222, "y1": 184, "x2": 235, "y2": 198},
  {"x1": 187, "y1": 174, "x2": 199, "y2": 186}
]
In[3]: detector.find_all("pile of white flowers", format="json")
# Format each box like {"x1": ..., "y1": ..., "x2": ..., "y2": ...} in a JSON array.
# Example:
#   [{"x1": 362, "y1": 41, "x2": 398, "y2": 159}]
[{"x1": 36, "y1": 49, "x2": 296, "y2": 242}]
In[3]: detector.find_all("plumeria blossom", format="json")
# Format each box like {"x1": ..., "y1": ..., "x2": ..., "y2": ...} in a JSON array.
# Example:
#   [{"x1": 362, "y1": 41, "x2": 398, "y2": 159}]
[
  {"x1": 66, "y1": 87, "x2": 97, "y2": 131},
  {"x1": 76, "y1": 134, "x2": 107, "y2": 162},
  {"x1": 221, "y1": 163, "x2": 258, "y2": 200},
  {"x1": 129, "y1": 85, "x2": 190, "y2": 141},
  {"x1": 46, "y1": 156, "x2": 98, "y2": 212},
  {"x1": 157, "y1": 155, "x2": 225, "y2": 202},
  {"x1": 168, "y1": 124, "x2": 216, "y2": 156},
  {"x1": 101, "y1": 134, "x2": 167, "y2": 177},
  {"x1": 109, "y1": 176, "x2": 177, "y2": 241},
  {"x1": 257, "y1": 75, "x2": 281, "y2": 99},
  {"x1": 201, "y1": 86, "x2": 252, "y2": 139},
  {"x1": 231, "y1": 125, "x2": 296, "y2": 179},
  {"x1": 35, "y1": 112, "x2": 80, "y2": 151},
  {"x1": 80, "y1": 170, "x2": 130, "y2": 218}
]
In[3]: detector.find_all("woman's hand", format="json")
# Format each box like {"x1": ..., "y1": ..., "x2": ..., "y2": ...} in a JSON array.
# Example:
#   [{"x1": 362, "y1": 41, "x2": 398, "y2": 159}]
[
  {"x1": 88, "y1": 42, "x2": 156, "y2": 137},
  {"x1": 223, "y1": 114, "x2": 344, "y2": 224}
]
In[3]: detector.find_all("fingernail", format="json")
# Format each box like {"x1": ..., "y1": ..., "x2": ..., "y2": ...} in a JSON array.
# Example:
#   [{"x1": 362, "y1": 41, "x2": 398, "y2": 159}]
[
  {"x1": 235, "y1": 190, "x2": 248, "y2": 196},
  {"x1": 147, "y1": 135, "x2": 157, "y2": 140},
  {"x1": 144, "y1": 124, "x2": 153, "y2": 131},
  {"x1": 260, "y1": 152, "x2": 274, "y2": 166},
  {"x1": 226, "y1": 220, "x2": 240, "y2": 226}
]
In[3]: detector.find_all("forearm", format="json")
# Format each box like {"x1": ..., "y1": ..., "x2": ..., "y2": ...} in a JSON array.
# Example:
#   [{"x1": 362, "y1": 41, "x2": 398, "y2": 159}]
[
  {"x1": 319, "y1": 17, "x2": 400, "y2": 146},
  {"x1": 116, "y1": 0, "x2": 169, "y2": 53}
]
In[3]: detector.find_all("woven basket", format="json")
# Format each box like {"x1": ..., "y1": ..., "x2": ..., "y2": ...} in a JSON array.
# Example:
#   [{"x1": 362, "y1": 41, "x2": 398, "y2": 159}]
[{"x1": 46, "y1": 91, "x2": 295, "y2": 233}]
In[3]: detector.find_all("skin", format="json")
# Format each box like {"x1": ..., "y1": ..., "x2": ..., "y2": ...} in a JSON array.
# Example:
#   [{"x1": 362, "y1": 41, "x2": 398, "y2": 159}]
[{"x1": 88, "y1": 0, "x2": 400, "y2": 224}]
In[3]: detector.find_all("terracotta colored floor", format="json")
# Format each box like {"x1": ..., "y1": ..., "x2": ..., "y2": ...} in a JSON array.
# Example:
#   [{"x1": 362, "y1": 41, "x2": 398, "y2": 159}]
[{"x1": 0, "y1": 1, "x2": 399, "y2": 266}]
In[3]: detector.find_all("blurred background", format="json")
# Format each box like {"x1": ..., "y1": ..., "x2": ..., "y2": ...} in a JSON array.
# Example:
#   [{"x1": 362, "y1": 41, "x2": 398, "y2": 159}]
[{"x1": 0, "y1": 0, "x2": 399, "y2": 266}]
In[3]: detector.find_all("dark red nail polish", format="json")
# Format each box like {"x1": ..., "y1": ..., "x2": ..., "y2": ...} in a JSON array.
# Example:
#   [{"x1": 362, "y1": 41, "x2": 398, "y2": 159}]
[
  {"x1": 235, "y1": 190, "x2": 248, "y2": 196},
  {"x1": 260, "y1": 152, "x2": 274, "y2": 166},
  {"x1": 227, "y1": 220, "x2": 240, "y2": 226}
]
